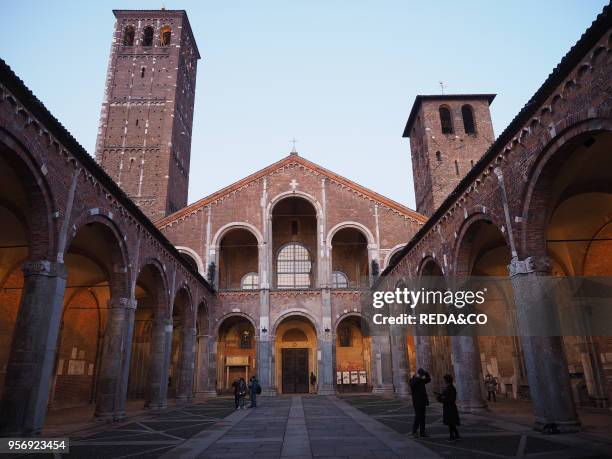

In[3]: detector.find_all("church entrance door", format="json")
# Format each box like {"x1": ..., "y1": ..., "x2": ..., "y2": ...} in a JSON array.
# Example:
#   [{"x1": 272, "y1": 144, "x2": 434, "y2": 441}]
[{"x1": 282, "y1": 348, "x2": 309, "y2": 393}]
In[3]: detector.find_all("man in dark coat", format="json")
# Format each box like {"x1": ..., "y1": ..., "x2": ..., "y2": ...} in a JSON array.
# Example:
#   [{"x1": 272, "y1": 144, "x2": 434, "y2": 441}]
[
  {"x1": 231, "y1": 378, "x2": 240, "y2": 409},
  {"x1": 409, "y1": 368, "x2": 431, "y2": 437},
  {"x1": 438, "y1": 374, "x2": 461, "y2": 442}
]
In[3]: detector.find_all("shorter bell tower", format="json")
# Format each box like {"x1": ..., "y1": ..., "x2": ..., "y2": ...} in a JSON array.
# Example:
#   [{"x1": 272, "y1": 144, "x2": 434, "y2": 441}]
[{"x1": 404, "y1": 94, "x2": 495, "y2": 217}]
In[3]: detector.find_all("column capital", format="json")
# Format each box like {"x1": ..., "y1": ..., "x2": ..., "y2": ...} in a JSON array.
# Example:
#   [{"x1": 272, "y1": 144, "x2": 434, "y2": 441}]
[
  {"x1": 22, "y1": 259, "x2": 67, "y2": 278},
  {"x1": 508, "y1": 256, "x2": 551, "y2": 277},
  {"x1": 107, "y1": 297, "x2": 137, "y2": 310}
]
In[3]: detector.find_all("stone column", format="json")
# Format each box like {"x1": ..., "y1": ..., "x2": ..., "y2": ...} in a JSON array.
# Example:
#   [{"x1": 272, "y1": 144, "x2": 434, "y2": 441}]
[
  {"x1": 95, "y1": 297, "x2": 137, "y2": 420},
  {"x1": 195, "y1": 331, "x2": 216, "y2": 397},
  {"x1": 579, "y1": 336, "x2": 608, "y2": 408},
  {"x1": 318, "y1": 289, "x2": 335, "y2": 395},
  {"x1": 451, "y1": 335, "x2": 487, "y2": 413},
  {"x1": 509, "y1": 256, "x2": 580, "y2": 432},
  {"x1": 257, "y1": 289, "x2": 274, "y2": 395},
  {"x1": 390, "y1": 334, "x2": 411, "y2": 398},
  {"x1": 371, "y1": 334, "x2": 395, "y2": 394},
  {"x1": 389, "y1": 300, "x2": 410, "y2": 398},
  {"x1": 0, "y1": 260, "x2": 67, "y2": 436},
  {"x1": 145, "y1": 317, "x2": 173, "y2": 409},
  {"x1": 176, "y1": 325, "x2": 197, "y2": 403}
]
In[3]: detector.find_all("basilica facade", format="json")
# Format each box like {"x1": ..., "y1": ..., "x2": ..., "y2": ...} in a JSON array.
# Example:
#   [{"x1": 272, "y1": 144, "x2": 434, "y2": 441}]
[{"x1": 0, "y1": 6, "x2": 610, "y2": 437}]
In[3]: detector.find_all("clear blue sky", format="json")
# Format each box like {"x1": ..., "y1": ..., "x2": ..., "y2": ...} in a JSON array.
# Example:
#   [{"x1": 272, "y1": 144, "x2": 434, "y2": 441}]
[{"x1": 2, "y1": 1, "x2": 607, "y2": 209}]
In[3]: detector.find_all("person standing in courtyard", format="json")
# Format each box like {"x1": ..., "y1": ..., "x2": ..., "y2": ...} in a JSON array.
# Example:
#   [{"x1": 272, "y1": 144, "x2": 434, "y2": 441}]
[
  {"x1": 310, "y1": 371, "x2": 317, "y2": 393},
  {"x1": 248, "y1": 376, "x2": 260, "y2": 408},
  {"x1": 232, "y1": 377, "x2": 241, "y2": 409},
  {"x1": 485, "y1": 374, "x2": 498, "y2": 402},
  {"x1": 237, "y1": 377, "x2": 247, "y2": 409},
  {"x1": 438, "y1": 374, "x2": 461, "y2": 442},
  {"x1": 409, "y1": 368, "x2": 431, "y2": 438}
]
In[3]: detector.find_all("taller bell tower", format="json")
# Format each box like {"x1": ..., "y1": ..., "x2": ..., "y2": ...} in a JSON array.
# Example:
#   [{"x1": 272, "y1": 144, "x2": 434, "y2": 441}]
[{"x1": 95, "y1": 9, "x2": 200, "y2": 221}]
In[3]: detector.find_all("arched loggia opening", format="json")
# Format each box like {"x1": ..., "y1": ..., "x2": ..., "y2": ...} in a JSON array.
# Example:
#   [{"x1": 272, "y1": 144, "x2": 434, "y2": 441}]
[
  {"x1": 528, "y1": 129, "x2": 612, "y2": 408},
  {"x1": 0, "y1": 148, "x2": 56, "y2": 434},
  {"x1": 218, "y1": 229, "x2": 259, "y2": 290},
  {"x1": 455, "y1": 218, "x2": 524, "y2": 401},
  {"x1": 48, "y1": 220, "x2": 128, "y2": 414},
  {"x1": 418, "y1": 259, "x2": 453, "y2": 392},
  {"x1": 216, "y1": 315, "x2": 256, "y2": 393},
  {"x1": 272, "y1": 197, "x2": 317, "y2": 289},
  {"x1": 127, "y1": 263, "x2": 168, "y2": 410},
  {"x1": 274, "y1": 315, "x2": 317, "y2": 394},
  {"x1": 452, "y1": 217, "x2": 510, "y2": 414},
  {"x1": 169, "y1": 287, "x2": 195, "y2": 402},
  {"x1": 335, "y1": 315, "x2": 371, "y2": 392},
  {"x1": 331, "y1": 228, "x2": 369, "y2": 288}
]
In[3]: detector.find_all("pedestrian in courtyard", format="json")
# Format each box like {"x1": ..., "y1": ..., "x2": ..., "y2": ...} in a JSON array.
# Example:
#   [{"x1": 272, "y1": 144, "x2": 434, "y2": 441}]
[
  {"x1": 409, "y1": 368, "x2": 431, "y2": 438},
  {"x1": 437, "y1": 374, "x2": 461, "y2": 442},
  {"x1": 238, "y1": 377, "x2": 247, "y2": 409},
  {"x1": 232, "y1": 377, "x2": 241, "y2": 409},
  {"x1": 310, "y1": 371, "x2": 317, "y2": 393},
  {"x1": 485, "y1": 374, "x2": 498, "y2": 402},
  {"x1": 248, "y1": 376, "x2": 260, "y2": 408}
]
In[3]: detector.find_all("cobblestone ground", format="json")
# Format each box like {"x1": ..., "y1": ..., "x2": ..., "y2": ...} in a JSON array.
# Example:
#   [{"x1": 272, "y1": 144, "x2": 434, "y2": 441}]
[{"x1": 339, "y1": 395, "x2": 612, "y2": 459}]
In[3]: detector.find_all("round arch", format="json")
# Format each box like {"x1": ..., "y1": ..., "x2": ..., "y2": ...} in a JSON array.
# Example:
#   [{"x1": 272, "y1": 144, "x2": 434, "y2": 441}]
[
  {"x1": 326, "y1": 221, "x2": 375, "y2": 248},
  {"x1": 211, "y1": 222, "x2": 263, "y2": 248},
  {"x1": 452, "y1": 212, "x2": 509, "y2": 277},
  {"x1": 214, "y1": 312, "x2": 258, "y2": 339},
  {"x1": 0, "y1": 128, "x2": 56, "y2": 259},
  {"x1": 271, "y1": 309, "x2": 320, "y2": 337},
  {"x1": 176, "y1": 246, "x2": 205, "y2": 275},
  {"x1": 384, "y1": 244, "x2": 406, "y2": 269},
  {"x1": 519, "y1": 119, "x2": 612, "y2": 257},
  {"x1": 267, "y1": 190, "x2": 323, "y2": 218}
]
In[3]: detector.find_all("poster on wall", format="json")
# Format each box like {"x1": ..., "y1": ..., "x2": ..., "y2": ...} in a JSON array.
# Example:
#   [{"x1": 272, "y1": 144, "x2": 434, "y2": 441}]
[
  {"x1": 342, "y1": 371, "x2": 350, "y2": 384},
  {"x1": 359, "y1": 370, "x2": 367, "y2": 384},
  {"x1": 336, "y1": 371, "x2": 342, "y2": 384},
  {"x1": 350, "y1": 371, "x2": 359, "y2": 384}
]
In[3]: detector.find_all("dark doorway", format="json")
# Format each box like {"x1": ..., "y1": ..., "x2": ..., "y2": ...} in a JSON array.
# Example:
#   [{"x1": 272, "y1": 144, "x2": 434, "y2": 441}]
[{"x1": 282, "y1": 348, "x2": 309, "y2": 393}]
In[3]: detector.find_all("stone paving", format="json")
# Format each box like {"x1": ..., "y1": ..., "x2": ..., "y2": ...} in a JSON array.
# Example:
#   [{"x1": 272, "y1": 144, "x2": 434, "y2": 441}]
[
  {"x1": 340, "y1": 395, "x2": 612, "y2": 458},
  {"x1": 20, "y1": 395, "x2": 612, "y2": 458},
  {"x1": 65, "y1": 399, "x2": 236, "y2": 458}
]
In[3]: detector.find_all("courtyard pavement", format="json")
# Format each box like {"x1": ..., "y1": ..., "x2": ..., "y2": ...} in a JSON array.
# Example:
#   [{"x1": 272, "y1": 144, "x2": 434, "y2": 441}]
[{"x1": 27, "y1": 395, "x2": 612, "y2": 458}]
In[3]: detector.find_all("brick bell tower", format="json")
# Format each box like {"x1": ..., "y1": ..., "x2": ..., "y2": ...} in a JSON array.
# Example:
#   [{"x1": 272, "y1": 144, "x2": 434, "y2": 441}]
[
  {"x1": 403, "y1": 94, "x2": 496, "y2": 217},
  {"x1": 95, "y1": 9, "x2": 200, "y2": 221}
]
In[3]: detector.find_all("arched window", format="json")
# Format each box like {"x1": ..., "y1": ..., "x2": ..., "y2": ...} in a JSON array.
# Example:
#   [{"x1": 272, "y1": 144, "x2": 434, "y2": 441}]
[
  {"x1": 123, "y1": 26, "x2": 135, "y2": 46},
  {"x1": 439, "y1": 106, "x2": 453, "y2": 134},
  {"x1": 332, "y1": 271, "x2": 349, "y2": 289},
  {"x1": 241, "y1": 272, "x2": 259, "y2": 290},
  {"x1": 160, "y1": 26, "x2": 172, "y2": 46},
  {"x1": 142, "y1": 26, "x2": 154, "y2": 46},
  {"x1": 435, "y1": 151, "x2": 442, "y2": 162},
  {"x1": 277, "y1": 243, "x2": 311, "y2": 289},
  {"x1": 461, "y1": 104, "x2": 476, "y2": 134}
]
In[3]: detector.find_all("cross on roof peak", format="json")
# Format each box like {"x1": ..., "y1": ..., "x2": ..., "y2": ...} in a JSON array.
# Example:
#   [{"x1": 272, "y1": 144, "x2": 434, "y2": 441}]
[{"x1": 290, "y1": 137, "x2": 298, "y2": 155}]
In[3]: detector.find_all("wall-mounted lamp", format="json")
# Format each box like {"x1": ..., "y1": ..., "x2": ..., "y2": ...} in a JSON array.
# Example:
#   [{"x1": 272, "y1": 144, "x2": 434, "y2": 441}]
[
  {"x1": 324, "y1": 327, "x2": 330, "y2": 333},
  {"x1": 261, "y1": 327, "x2": 268, "y2": 334}
]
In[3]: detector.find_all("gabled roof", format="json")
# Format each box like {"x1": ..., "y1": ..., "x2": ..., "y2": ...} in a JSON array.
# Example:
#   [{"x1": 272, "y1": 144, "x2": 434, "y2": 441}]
[
  {"x1": 156, "y1": 153, "x2": 427, "y2": 226},
  {"x1": 403, "y1": 94, "x2": 496, "y2": 138}
]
